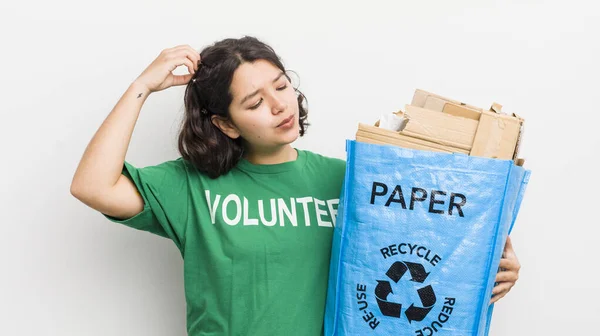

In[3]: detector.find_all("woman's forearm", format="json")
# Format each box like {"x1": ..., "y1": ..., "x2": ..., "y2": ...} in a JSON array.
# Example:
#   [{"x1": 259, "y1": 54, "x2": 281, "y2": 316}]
[{"x1": 70, "y1": 81, "x2": 151, "y2": 196}]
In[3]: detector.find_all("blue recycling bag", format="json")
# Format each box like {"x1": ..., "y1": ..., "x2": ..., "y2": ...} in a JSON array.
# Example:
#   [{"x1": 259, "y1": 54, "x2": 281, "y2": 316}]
[{"x1": 325, "y1": 140, "x2": 531, "y2": 336}]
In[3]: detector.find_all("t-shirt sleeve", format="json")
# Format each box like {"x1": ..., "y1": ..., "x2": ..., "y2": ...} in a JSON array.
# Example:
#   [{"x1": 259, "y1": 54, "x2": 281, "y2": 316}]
[
  {"x1": 337, "y1": 158, "x2": 347, "y2": 176},
  {"x1": 329, "y1": 157, "x2": 347, "y2": 192},
  {"x1": 102, "y1": 158, "x2": 190, "y2": 251}
]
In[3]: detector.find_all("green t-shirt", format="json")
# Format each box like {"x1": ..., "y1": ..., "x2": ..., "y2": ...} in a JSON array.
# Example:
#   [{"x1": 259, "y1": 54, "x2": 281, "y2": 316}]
[{"x1": 103, "y1": 148, "x2": 346, "y2": 336}]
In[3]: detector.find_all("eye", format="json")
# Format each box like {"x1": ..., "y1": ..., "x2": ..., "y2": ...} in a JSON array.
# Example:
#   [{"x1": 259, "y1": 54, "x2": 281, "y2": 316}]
[
  {"x1": 276, "y1": 84, "x2": 288, "y2": 91},
  {"x1": 249, "y1": 98, "x2": 263, "y2": 110}
]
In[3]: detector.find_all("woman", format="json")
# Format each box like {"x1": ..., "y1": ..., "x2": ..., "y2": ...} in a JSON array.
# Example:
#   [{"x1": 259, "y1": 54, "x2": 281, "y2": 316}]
[{"x1": 70, "y1": 36, "x2": 520, "y2": 335}]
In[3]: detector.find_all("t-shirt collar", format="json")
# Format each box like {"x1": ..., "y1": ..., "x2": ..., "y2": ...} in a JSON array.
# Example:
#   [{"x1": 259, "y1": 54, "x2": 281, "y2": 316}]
[{"x1": 235, "y1": 148, "x2": 305, "y2": 174}]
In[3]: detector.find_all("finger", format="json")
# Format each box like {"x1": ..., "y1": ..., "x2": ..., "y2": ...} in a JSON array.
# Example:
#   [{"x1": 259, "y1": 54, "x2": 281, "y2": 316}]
[
  {"x1": 172, "y1": 55, "x2": 195, "y2": 75},
  {"x1": 163, "y1": 52, "x2": 194, "y2": 73},
  {"x1": 185, "y1": 57, "x2": 195, "y2": 74},
  {"x1": 505, "y1": 236, "x2": 513, "y2": 249},
  {"x1": 171, "y1": 73, "x2": 194, "y2": 87},
  {"x1": 170, "y1": 44, "x2": 194, "y2": 52},
  {"x1": 174, "y1": 46, "x2": 201, "y2": 70},
  {"x1": 185, "y1": 46, "x2": 201, "y2": 68},
  {"x1": 495, "y1": 271, "x2": 518, "y2": 283},
  {"x1": 503, "y1": 236, "x2": 517, "y2": 258},
  {"x1": 160, "y1": 45, "x2": 186, "y2": 58},
  {"x1": 492, "y1": 281, "x2": 514, "y2": 295},
  {"x1": 165, "y1": 46, "x2": 195, "y2": 58},
  {"x1": 499, "y1": 258, "x2": 520, "y2": 271},
  {"x1": 184, "y1": 49, "x2": 201, "y2": 72},
  {"x1": 490, "y1": 291, "x2": 507, "y2": 304},
  {"x1": 172, "y1": 49, "x2": 200, "y2": 72}
]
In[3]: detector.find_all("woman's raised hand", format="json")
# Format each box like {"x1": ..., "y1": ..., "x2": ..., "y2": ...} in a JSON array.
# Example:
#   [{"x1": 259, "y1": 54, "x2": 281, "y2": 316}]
[{"x1": 134, "y1": 45, "x2": 200, "y2": 93}]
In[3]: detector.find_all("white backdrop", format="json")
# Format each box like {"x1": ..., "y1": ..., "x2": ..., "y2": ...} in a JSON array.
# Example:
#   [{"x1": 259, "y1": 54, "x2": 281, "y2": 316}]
[{"x1": 2, "y1": 0, "x2": 599, "y2": 335}]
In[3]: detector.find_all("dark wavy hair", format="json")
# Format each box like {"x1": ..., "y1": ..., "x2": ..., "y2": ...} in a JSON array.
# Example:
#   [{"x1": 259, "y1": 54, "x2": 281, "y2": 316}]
[{"x1": 178, "y1": 36, "x2": 309, "y2": 178}]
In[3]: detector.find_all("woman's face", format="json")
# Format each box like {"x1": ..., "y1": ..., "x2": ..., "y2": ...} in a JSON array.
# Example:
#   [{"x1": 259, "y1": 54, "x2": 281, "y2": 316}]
[{"x1": 214, "y1": 59, "x2": 300, "y2": 152}]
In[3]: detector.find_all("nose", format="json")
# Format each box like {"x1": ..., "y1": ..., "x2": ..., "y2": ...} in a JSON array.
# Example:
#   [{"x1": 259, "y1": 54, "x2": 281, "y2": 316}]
[{"x1": 271, "y1": 95, "x2": 287, "y2": 115}]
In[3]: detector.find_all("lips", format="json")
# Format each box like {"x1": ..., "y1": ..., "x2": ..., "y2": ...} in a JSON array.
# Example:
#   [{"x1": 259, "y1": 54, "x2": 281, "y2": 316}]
[{"x1": 277, "y1": 114, "x2": 295, "y2": 127}]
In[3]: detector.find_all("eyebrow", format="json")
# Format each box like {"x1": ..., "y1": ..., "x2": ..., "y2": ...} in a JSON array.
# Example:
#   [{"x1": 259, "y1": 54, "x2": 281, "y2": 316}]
[{"x1": 240, "y1": 72, "x2": 286, "y2": 105}]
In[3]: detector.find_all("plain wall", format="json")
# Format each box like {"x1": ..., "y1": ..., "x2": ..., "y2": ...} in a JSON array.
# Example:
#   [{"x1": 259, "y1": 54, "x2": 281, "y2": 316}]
[{"x1": 2, "y1": 0, "x2": 599, "y2": 334}]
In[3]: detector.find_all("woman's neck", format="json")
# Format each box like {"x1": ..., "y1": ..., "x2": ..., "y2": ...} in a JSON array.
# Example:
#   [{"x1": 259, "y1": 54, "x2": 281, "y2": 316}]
[{"x1": 243, "y1": 144, "x2": 298, "y2": 165}]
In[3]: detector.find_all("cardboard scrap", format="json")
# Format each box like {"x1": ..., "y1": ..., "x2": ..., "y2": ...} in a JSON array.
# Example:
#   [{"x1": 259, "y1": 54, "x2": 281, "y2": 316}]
[{"x1": 356, "y1": 89, "x2": 526, "y2": 163}]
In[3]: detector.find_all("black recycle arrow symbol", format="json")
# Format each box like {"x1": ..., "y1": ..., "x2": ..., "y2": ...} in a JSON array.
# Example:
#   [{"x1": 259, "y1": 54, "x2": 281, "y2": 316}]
[
  {"x1": 404, "y1": 262, "x2": 430, "y2": 283},
  {"x1": 374, "y1": 280, "x2": 402, "y2": 318},
  {"x1": 374, "y1": 261, "x2": 437, "y2": 321},
  {"x1": 406, "y1": 285, "x2": 437, "y2": 323},
  {"x1": 386, "y1": 261, "x2": 430, "y2": 283}
]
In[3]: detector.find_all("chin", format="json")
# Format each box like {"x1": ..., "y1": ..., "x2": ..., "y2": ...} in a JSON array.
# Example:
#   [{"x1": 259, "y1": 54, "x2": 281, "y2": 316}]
[
  {"x1": 276, "y1": 128, "x2": 301, "y2": 146},
  {"x1": 287, "y1": 127, "x2": 301, "y2": 142}
]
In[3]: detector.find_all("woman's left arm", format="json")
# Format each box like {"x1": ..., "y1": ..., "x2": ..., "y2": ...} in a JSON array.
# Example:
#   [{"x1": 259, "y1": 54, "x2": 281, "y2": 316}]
[{"x1": 490, "y1": 236, "x2": 521, "y2": 304}]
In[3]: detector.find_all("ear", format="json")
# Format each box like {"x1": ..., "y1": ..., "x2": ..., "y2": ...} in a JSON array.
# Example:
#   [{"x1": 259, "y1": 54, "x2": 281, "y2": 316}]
[{"x1": 211, "y1": 115, "x2": 241, "y2": 139}]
